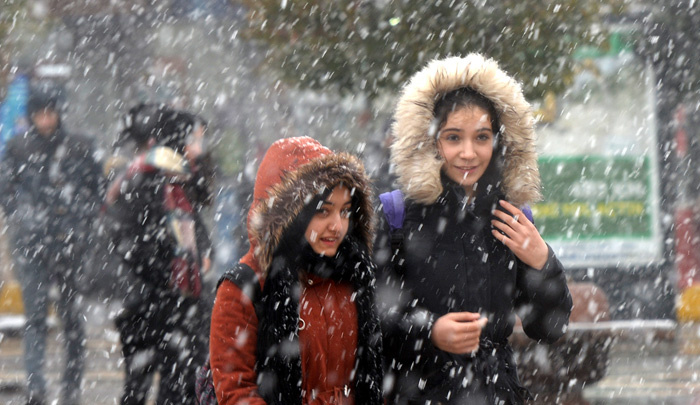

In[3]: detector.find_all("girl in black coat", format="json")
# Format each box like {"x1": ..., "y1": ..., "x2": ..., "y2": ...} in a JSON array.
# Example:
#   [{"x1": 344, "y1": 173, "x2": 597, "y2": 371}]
[{"x1": 375, "y1": 54, "x2": 573, "y2": 404}]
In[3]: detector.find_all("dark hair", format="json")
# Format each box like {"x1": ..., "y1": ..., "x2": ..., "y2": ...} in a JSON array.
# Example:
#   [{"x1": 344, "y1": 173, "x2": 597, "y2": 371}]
[
  {"x1": 27, "y1": 84, "x2": 65, "y2": 116},
  {"x1": 433, "y1": 87, "x2": 501, "y2": 137},
  {"x1": 157, "y1": 110, "x2": 196, "y2": 154},
  {"x1": 434, "y1": 87, "x2": 505, "y2": 199},
  {"x1": 118, "y1": 103, "x2": 168, "y2": 147},
  {"x1": 119, "y1": 104, "x2": 207, "y2": 154}
]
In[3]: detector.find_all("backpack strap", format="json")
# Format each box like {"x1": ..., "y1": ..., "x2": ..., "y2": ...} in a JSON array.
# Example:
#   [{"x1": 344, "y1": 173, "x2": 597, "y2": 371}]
[
  {"x1": 521, "y1": 204, "x2": 534, "y2": 225},
  {"x1": 379, "y1": 189, "x2": 405, "y2": 232},
  {"x1": 218, "y1": 262, "x2": 264, "y2": 321},
  {"x1": 379, "y1": 189, "x2": 406, "y2": 273}
]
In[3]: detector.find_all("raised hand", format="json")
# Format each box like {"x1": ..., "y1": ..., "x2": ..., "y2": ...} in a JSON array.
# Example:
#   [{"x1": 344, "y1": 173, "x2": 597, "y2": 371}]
[{"x1": 491, "y1": 200, "x2": 548, "y2": 270}]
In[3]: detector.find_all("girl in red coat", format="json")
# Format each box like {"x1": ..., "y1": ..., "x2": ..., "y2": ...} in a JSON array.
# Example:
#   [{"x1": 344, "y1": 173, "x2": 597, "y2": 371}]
[{"x1": 209, "y1": 137, "x2": 383, "y2": 404}]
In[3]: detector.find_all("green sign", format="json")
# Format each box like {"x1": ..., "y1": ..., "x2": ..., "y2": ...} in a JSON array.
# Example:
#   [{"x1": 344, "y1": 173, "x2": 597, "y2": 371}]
[{"x1": 533, "y1": 156, "x2": 652, "y2": 241}]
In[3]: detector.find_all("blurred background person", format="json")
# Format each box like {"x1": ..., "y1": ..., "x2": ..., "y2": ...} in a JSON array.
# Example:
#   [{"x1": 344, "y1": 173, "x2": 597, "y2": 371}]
[
  {"x1": 0, "y1": 83, "x2": 103, "y2": 405},
  {"x1": 102, "y1": 105, "x2": 214, "y2": 405}
]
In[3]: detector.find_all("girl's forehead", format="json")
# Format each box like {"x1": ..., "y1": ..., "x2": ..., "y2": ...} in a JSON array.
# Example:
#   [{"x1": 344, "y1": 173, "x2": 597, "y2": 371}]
[
  {"x1": 324, "y1": 185, "x2": 352, "y2": 201},
  {"x1": 444, "y1": 107, "x2": 492, "y2": 126}
]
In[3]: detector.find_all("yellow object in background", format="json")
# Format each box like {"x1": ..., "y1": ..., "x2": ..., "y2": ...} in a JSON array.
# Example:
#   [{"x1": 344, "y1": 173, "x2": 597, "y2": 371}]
[
  {"x1": 0, "y1": 279, "x2": 24, "y2": 314},
  {"x1": 678, "y1": 285, "x2": 700, "y2": 322},
  {"x1": 534, "y1": 91, "x2": 558, "y2": 124}
]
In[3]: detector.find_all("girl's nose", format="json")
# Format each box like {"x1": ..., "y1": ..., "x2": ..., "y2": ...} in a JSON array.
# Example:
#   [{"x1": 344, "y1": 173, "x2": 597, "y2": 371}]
[
  {"x1": 328, "y1": 214, "x2": 340, "y2": 232},
  {"x1": 460, "y1": 141, "x2": 476, "y2": 159}
]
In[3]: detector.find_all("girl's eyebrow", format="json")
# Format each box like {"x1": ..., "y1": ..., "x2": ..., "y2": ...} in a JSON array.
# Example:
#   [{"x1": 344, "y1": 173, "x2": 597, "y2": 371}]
[
  {"x1": 441, "y1": 127, "x2": 461, "y2": 132},
  {"x1": 321, "y1": 199, "x2": 352, "y2": 206},
  {"x1": 441, "y1": 126, "x2": 493, "y2": 133}
]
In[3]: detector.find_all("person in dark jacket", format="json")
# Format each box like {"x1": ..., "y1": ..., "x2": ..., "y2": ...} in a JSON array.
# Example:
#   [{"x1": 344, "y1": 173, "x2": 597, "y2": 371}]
[
  {"x1": 103, "y1": 106, "x2": 214, "y2": 405},
  {"x1": 209, "y1": 137, "x2": 384, "y2": 404},
  {"x1": 0, "y1": 85, "x2": 103, "y2": 405},
  {"x1": 374, "y1": 54, "x2": 573, "y2": 404}
]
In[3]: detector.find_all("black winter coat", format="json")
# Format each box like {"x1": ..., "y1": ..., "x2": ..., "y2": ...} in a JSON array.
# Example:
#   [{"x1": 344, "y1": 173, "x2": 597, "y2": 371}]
[
  {"x1": 102, "y1": 149, "x2": 213, "y2": 312},
  {"x1": 0, "y1": 127, "x2": 102, "y2": 250},
  {"x1": 375, "y1": 180, "x2": 572, "y2": 404}
]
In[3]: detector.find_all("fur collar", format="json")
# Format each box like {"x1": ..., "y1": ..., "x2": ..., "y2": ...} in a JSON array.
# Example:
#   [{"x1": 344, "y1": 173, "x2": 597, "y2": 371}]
[{"x1": 391, "y1": 53, "x2": 541, "y2": 207}]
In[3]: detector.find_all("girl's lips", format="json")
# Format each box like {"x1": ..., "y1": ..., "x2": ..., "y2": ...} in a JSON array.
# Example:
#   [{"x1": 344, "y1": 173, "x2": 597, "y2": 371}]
[
  {"x1": 320, "y1": 237, "x2": 338, "y2": 246},
  {"x1": 455, "y1": 165, "x2": 477, "y2": 173}
]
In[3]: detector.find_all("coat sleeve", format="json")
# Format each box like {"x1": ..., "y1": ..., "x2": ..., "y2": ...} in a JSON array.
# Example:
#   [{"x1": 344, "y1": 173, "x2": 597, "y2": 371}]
[
  {"x1": 515, "y1": 244, "x2": 573, "y2": 343},
  {"x1": 0, "y1": 141, "x2": 19, "y2": 215},
  {"x1": 102, "y1": 174, "x2": 143, "y2": 249},
  {"x1": 210, "y1": 279, "x2": 267, "y2": 405},
  {"x1": 372, "y1": 213, "x2": 439, "y2": 368},
  {"x1": 189, "y1": 153, "x2": 216, "y2": 208},
  {"x1": 76, "y1": 137, "x2": 106, "y2": 215},
  {"x1": 101, "y1": 173, "x2": 161, "y2": 283},
  {"x1": 194, "y1": 210, "x2": 214, "y2": 265}
]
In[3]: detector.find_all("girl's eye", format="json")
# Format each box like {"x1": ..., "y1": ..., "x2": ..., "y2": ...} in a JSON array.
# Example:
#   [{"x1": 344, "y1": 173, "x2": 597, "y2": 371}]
[
  {"x1": 316, "y1": 208, "x2": 329, "y2": 217},
  {"x1": 341, "y1": 208, "x2": 352, "y2": 218},
  {"x1": 445, "y1": 134, "x2": 460, "y2": 142}
]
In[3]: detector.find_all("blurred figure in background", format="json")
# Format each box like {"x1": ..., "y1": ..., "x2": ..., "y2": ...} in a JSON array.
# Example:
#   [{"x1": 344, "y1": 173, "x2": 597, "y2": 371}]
[
  {"x1": 0, "y1": 84, "x2": 103, "y2": 405},
  {"x1": 102, "y1": 105, "x2": 214, "y2": 405},
  {"x1": 89, "y1": 103, "x2": 167, "y2": 304}
]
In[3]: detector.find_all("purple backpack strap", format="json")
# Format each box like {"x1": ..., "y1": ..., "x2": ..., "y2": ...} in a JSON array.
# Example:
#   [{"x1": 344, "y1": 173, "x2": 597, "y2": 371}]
[
  {"x1": 379, "y1": 189, "x2": 405, "y2": 231},
  {"x1": 521, "y1": 204, "x2": 534, "y2": 225}
]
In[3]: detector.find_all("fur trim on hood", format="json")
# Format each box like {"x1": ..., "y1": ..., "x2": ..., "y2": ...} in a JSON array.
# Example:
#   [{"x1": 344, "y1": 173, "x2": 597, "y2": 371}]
[
  {"x1": 391, "y1": 53, "x2": 541, "y2": 207},
  {"x1": 245, "y1": 137, "x2": 374, "y2": 277}
]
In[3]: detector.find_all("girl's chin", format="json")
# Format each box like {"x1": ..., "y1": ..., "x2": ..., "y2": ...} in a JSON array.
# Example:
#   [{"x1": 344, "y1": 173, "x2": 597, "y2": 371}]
[{"x1": 312, "y1": 248, "x2": 335, "y2": 257}]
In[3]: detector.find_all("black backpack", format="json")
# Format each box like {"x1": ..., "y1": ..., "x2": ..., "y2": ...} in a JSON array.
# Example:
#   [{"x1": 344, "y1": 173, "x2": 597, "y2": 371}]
[{"x1": 195, "y1": 263, "x2": 263, "y2": 405}]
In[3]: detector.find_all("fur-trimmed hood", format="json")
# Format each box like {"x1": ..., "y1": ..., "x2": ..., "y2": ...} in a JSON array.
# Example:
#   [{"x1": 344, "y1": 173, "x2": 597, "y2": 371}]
[
  {"x1": 391, "y1": 53, "x2": 541, "y2": 207},
  {"x1": 240, "y1": 137, "x2": 374, "y2": 278}
]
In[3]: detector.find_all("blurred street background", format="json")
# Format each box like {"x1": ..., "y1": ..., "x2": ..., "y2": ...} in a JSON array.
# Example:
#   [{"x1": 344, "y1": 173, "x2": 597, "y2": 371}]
[
  {"x1": 1, "y1": 300, "x2": 700, "y2": 404},
  {"x1": 3, "y1": 0, "x2": 700, "y2": 404}
]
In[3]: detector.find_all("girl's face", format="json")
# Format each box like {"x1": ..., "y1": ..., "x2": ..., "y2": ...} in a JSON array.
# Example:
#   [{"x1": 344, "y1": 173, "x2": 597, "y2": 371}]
[
  {"x1": 437, "y1": 106, "x2": 495, "y2": 195},
  {"x1": 304, "y1": 185, "x2": 352, "y2": 256}
]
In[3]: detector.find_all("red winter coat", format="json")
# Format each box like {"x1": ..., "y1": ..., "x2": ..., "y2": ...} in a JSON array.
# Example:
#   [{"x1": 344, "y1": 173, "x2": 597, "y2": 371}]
[{"x1": 209, "y1": 137, "x2": 380, "y2": 404}]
